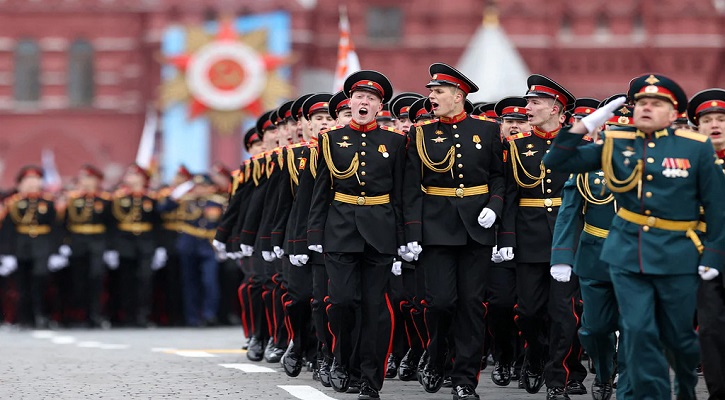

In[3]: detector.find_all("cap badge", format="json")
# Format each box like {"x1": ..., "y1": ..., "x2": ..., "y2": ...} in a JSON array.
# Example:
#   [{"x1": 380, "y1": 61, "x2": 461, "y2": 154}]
[
  {"x1": 367, "y1": 81, "x2": 374, "y2": 86},
  {"x1": 712, "y1": 101, "x2": 719, "y2": 107},
  {"x1": 644, "y1": 75, "x2": 660, "y2": 85},
  {"x1": 513, "y1": 107, "x2": 519, "y2": 113},
  {"x1": 618, "y1": 116, "x2": 630, "y2": 125},
  {"x1": 619, "y1": 107, "x2": 631, "y2": 115},
  {"x1": 644, "y1": 85, "x2": 659, "y2": 94},
  {"x1": 526, "y1": 143, "x2": 534, "y2": 149},
  {"x1": 432, "y1": 74, "x2": 438, "y2": 80}
]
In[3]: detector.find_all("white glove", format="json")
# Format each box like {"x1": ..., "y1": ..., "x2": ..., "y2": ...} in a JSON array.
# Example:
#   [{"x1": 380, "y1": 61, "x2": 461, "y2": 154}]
[
  {"x1": 477, "y1": 207, "x2": 497, "y2": 229},
  {"x1": 273, "y1": 246, "x2": 284, "y2": 259},
  {"x1": 391, "y1": 260, "x2": 402, "y2": 276},
  {"x1": 262, "y1": 251, "x2": 276, "y2": 262},
  {"x1": 498, "y1": 247, "x2": 514, "y2": 261},
  {"x1": 58, "y1": 245, "x2": 72, "y2": 257},
  {"x1": 103, "y1": 250, "x2": 120, "y2": 270},
  {"x1": 491, "y1": 245, "x2": 504, "y2": 263},
  {"x1": 48, "y1": 254, "x2": 69, "y2": 272},
  {"x1": 234, "y1": 251, "x2": 244, "y2": 259},
  {"x1": 212, "y1": 239, "x2": 226, "y2": 253},
  {"x1": 289, "y1": 255, "x2": 300, "y2": 267},
  {"x1": 0, "y1": 255, "x2": 18, "y2": 276},
  {"x1": 308, "y1": 244, "x2": 323, "y2": 254},
  {"x1": 216, "y1": 251, "x2": 228, "y2": 262},
  {"x1": 397, "y1": 246, "x2": 416, "y2": 262},
  {"x1": 240, "y1": 244, "x2": 254, "y2": 257},
  {"x1": 699, "y1": 266, "x2": 720, "y2": 281},
  {"x1": 297, "y1": 254, "x2": 309, "y2": 265},
  {"x1": 151, "y1": 247, "x2": 168, "y2": 271},
  {"x1": 407, "y1": 241, "x2": 422, "y2": 256},
  {"x1": 581, "y1": 96, "x2": 627, "y2": 133},
  {"x1": 550, "y1": 264, "x2": 573, "y2": 282},
  {"x1": 171, "y1": 180, "x2": 195, "y2": 200}
]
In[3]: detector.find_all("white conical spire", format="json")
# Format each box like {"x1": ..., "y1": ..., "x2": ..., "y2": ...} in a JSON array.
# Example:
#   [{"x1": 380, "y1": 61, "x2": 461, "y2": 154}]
[{"x1": 457, "y1": 7, "x2": 530, "y2": 103}]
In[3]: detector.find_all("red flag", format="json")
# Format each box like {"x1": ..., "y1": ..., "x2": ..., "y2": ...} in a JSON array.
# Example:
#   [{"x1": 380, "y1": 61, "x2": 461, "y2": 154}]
[{"x1": 332, "y1": 5, "x2": 361, "y2": 92}]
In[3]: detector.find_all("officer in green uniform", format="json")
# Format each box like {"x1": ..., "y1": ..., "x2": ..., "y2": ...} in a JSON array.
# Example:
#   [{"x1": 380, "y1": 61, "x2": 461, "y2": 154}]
[
  {"x1": 550, "y1": 95, "x2": 635, "y2": 400},
  {"x1": 543, "y1": 74, "x2": 725, "y2": 400},
  {"x1": 687, "y1": 88, "x2": 725, "y2": 400}
]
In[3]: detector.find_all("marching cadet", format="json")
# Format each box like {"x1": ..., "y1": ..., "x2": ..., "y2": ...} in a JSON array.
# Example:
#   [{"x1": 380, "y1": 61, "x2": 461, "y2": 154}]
[
  {"x1": 329, "y1": 90, "x2": 353, "y2": 126},
  {"x1": 488, "y1": 96, "x2": 529, "y2": 387},
  {"x1": 388, "y1": 92, "x2": 425, "y2": 381},
  {"x1": 62, "y1": 165, "x2": 113, "y2": 328},
  {"x1": 687, "y1": 88, "x2": 725, "y2": 400},
  {"x1": 550, "y1": 96, "x2": 636, "y2": 400},
  {"x1": 278, "y1": 93, "x2": 332, "y2": 377},
  {"x1": 109, "y1": 164, "x2": 163, "y2": 327},
  {"x1": 673, "y1": 111, "x2": 691, "y2": 130},
  {"x1": 0, "y1": 166, "x2": 65, "y2": 328},
  {"x1": 287, "y1": 92, "x2": 335, "y2": 387},
  {"x1": 307, "y1": 70, "x2": 406, "y2": 399},
  {"x1": 497, "y1": 75, "x2": 588, "y2": 399},
  {"x1": 376, "y1": 103, "x2": 397, "y2": 128},
  {"x1": 543, "y1": 74, "x2": 725, "y2": 400},
  {"x1": 402, "y1": 63, "x2": 504, "y2": 400},
  {"x1": 158, "y1": 174, "x2": 225, "y2": 327}
]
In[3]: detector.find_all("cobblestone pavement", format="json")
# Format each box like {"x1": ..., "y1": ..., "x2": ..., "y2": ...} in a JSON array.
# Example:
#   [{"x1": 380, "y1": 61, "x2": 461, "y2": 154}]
[{"x1": 0, "y1": 326, "x2": 709, "y2": 399}]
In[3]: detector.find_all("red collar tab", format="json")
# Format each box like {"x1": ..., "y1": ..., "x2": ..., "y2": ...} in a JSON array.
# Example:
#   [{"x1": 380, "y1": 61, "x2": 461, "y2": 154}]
[
  {"x1": 717, "y1": 149, "x2": 725, "y2": 160},
  {"x1": 439, "y1": 111, "x2": 467, "y2": 124},
  {"x1": 350, "y1": 120, "x2": 378, "y2": 132},
  {"x1": 430, "y1": 73, "x2": 472, "y2": 94},
  {"x1": 532, "y1": 125, "x2": 561, "y2": 139}
]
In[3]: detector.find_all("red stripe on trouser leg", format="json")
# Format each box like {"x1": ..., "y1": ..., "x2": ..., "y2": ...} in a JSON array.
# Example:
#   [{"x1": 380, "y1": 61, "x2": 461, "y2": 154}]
[
  {"x1": 410, "y1": 308, "x2": 426, "y2": 349},
  {"x1": 326, "y1": 303, "x2": 336, "y2": 353},
  {"x1": 262, "y1": 289, "x2": 273, "y2": 337},
  {"x1": 246, "y1": 283, "x2": 255, "y2": 334},
  {"x1": 238, "y1": 283, "x2": 250, "y2": 338},
  {"x1": 560, "y1": 297, "x2": 578, "y2": 384},
  {"x1": 383, "y1": 293, "x2": 396, "y2": 379}
]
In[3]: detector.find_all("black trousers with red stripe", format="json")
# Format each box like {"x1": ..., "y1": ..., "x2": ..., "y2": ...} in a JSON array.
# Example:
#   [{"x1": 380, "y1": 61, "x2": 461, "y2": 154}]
[
  {"x1": 486, "y1": 261, "x2": 518, "y2": 365},
  {"x1": 310, "y1": 255, "x2": 332, "y2": 360},
  {"x1": 284, "y1": 256, "x2": 313, "y2": 356},
  {"x1": 420, "y1": 241, "x2": 491, "y2": 388},
  {"x1": 325, "y1": 246, "x2": 393, "y2": 391},
  {"x1": 516, "y1": 262, "x2": 586, "y2": 388},
  {"x1": 270, "y1": 258, "x2": 288, "y2": 349}
]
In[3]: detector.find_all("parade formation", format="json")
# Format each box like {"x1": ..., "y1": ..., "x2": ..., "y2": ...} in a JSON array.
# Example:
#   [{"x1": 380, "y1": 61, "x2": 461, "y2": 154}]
[{"x1": 2, "y1": 63, "x2": 725, "y2": 400}]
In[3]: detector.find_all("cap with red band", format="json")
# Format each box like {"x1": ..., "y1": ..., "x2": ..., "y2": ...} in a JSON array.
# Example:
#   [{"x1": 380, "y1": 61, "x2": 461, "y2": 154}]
[
  {"x1": 687, "y1": 88, "x2": 725, "y2": 126},
  {"x1": 524, "y1": 74, "x2": 576, "y2": 111},
  {"x1": 426, "y1": 63, "x2": 479, "y2": 95},
  {"x1": 344, "y1": 70, "x2": 393, "y2": 104},
  {"x1": 628, "y1": 74, "x2": 687, "y2": 113},
  {"x1": 302, "y1": 93, "x2": 333, "y2": 120}
]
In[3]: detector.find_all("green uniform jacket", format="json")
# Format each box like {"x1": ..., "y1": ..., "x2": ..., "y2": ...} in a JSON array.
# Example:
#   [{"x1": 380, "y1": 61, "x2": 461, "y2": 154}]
[
  {"x1": 551, "y1": 171, "x2": 617, "y2": 282},
  {"x1": 543, "y1": 127, "x2": 725, "y2": 275}
]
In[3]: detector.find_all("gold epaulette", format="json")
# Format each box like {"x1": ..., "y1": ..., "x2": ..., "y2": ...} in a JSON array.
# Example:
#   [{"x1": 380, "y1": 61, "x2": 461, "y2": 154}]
[
  {"x1": 470, "y1": 115, "x2": 490, "y2": 121},
  {"x1": 209, "y1": 194, "x2": 228, "y2": 205},
  {"x1": 602, "y1": 130, "x2": 636, "y2": 140},
  {"x1": 507, "y1": 132, "x2": 531, "y2": 141},
  {"x1": 414, "y1": 119, "x2": 438, "y2": 127},
  {"x1": 252, "y1": 152, "x2": 266, "y2": 160},
  {"x1": 674, "y1": 129, "x2": 708, "y2": 143},
  {"x1": 288, "y1": 142, "x2": 306, "y2": 149},
  {"x1": 320, "y1": 125, "x2": 344, "y2": 135},
  {"x1": 380, "y1": 125, "x2": 405, "y2": 135}
]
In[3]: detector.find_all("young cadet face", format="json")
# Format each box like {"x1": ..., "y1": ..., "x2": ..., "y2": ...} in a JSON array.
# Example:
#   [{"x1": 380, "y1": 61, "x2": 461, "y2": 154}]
[
  {"x1": 350, "y1": 90, "x2": 383, "y2": 125},
  {"x1": 299, "y1": 116, "x2": 311, "y2": 142},
  {"x1": 428, "y1": 86, "x2": 463, "y2": 118},
  {"x1": 78, "y1": 173, "x2": 100, "y2": 192},
  {"x1": 336, "y1": 109, "x2": 353, "y2": 126},
  {"x1": 123, "y1": 171, "x2": 146, "y2": 191},
  {"x1": 698, "y1": 112, "x2": 725, "y2": 150},
  {"x1": 263, "y1": 127, "x2": 279, "y2": 150},
  {"x1": 633, "y1": 97, "x2": 678, "y2": 133},
  {"x1": 276, "y1": 121, "x2": 291, "y2": 147},
  {"x1": 500, "y1": 119, "x2": 531, "y2": 138},
  {"x1": 396, "y1": 117, "x2": 414, "y2": 134},
  {"x1": 18, "y1": 175, "x2": 43, "y2": 193},
  {"x1": 377, "y1": 119, "x2": 396, "y2": 128},
  {"x1": 248, "y1": 141, "x2": 265, "y2": 157},
  {"x1": 525, "y1": 97, "x2": 562, "y2": 127},
  {"x1": 309, "y1": 112, "x2": 334, "y2": 138}
]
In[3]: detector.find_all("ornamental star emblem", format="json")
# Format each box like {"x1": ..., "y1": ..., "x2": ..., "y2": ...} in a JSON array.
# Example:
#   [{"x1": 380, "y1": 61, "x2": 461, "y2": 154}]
[
  {"x1": 619, "y1": 107, "x2": 631, "y2": 115},
  {"x1": 337, "y1": 141, "x2": 352, "y2": 148},
  {"x1": 644, "y1": 74, "x2": 660, "y2": 85},
  {"x1": 522, "y1": 149, "x2": 538, "y2": 157},
  {"x1": 432, "y1": 136, "x2": 447, "y2": 143}
]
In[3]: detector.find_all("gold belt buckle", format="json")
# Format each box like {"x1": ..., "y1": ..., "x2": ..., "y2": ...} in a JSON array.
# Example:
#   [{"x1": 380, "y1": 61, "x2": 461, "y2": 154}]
[
  {"x1": 455, "y1": 188, "x2": 464, "y2": 198},
  {"x1": 646, "y1": 216, "x2": 657, "y2": 227},
  {"x1": 29, "y1": 226, "x2": 37, "y2": 238},
  {"x1": 356, "y1": 196, "x2": 366, "y2": 206},
  {"x1": 543, "y1": 198, "x2": 553, "y2": 207}
]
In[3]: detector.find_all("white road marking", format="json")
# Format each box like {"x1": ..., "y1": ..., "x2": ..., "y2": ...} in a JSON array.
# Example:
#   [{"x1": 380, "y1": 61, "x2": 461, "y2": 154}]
[
  {"x1": 96, "y1": 344, "x2": 130, "y2": 350},
  {"x1": 219, "y1": 363, "x2": 276, "y2": 373},
  {"x1": 51, "y1": 336, "x2": 76, "y2": 344},
  {"x1": 31, "y1": 330, "x2": 56, "y2": 339},
  {"x1": 278, "y1": 385, "x2": 339, "y2": 400},
  {"x1": 174, "y1": 351, "x2": 216, "y2": 358},
  {"x1": 77, "y1": 341, "x2": 103, "y2": 348},
  {"x1": 151, "y1": 347, "x2": 177, "y2": 352}
]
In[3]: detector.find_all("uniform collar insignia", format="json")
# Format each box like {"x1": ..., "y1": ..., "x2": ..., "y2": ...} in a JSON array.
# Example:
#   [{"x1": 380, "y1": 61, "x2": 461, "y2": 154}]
[{"x1": 438, "y1": 111, "x2": 467, "y2": 124}]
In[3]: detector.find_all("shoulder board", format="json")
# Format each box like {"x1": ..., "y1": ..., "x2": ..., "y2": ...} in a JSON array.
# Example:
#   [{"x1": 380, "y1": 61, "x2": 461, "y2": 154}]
[
  {"x1": 380, "y1": 125, "x2": 405, "y2": 135},
  {"x1": 582, "y1": 136, "x2": 593, "y2": 142},
  {"x1": 674, "y1": 129, "x2": 708, "y2": 143},
  {"x1": 470, "y1": 115, "x2": 490, "y2": 121},
  {"x1": 288, "y1": 142, "x2": 305, "y2": 149},
  {"x1": 602, "y1": 130, "x2": 636, "y2": 140},
  {"x1": 506, "y1": 132, "x2": 532, "y2": 142},
  {"x1": 414, "y1": 119, "x2": 438, "y2": 127},
  {"x1": 321, "y1": 125, "x2": 344, "y2": 135},
  {"x1": 231, "y1": 169, "x2": 240, "y2": 176},
  {"x1": 252, "y1": 153, "x2": 266, "y2": 160}
]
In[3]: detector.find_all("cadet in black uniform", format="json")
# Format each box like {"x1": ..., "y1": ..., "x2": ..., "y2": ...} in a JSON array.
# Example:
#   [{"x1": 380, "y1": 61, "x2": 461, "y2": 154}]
[
  {"x1": 308, "y1": 70, "x2": 406, "y2": 399},
  {"x1": 402, "y1": 63, "x2": 504, "y2": 400},
  {"x1": 498, "y1": 75, "x2": 588, "y2": 399}
]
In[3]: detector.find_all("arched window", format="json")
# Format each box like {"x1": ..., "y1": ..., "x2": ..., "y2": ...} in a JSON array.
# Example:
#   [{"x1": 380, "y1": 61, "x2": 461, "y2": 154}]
[
  {"x1": 68, "y1": 39, "x2": 95, "y2": 107},
  {"x1": 14, "y1": 39, "x2": 40, "y2": 102}
]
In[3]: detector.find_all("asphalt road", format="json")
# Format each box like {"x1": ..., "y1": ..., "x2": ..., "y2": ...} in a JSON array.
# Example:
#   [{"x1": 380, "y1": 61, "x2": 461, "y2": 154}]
[{"x1": 0, "y1": 326, "x2": 709, "y2": 399}]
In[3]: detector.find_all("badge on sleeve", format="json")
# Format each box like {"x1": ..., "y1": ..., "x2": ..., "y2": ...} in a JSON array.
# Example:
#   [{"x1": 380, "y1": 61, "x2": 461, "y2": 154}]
[{"x1": 378, "y1": 144, "x2": 389, "y2": 158}]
